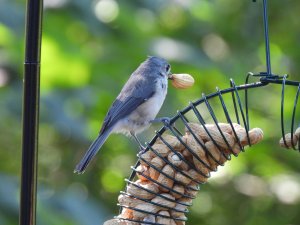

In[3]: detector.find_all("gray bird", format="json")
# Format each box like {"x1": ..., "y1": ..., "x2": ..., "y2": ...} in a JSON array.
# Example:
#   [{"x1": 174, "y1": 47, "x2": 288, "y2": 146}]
[{"x1": 74, "y1": 56, "x2": 172, "y2": 174}]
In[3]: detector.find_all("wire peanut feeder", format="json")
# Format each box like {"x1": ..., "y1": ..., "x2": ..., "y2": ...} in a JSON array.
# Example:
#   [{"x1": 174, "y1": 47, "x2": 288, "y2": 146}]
[
  {"x1": 103, "y1": 0, "x2": 300, "y2": 224},
  {"x1": 102, "y1": 74, "x2": 299, "y2": 225}
]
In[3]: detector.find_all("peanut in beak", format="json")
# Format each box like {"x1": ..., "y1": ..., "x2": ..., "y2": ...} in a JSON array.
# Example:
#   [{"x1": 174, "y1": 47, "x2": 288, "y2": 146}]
[{"x1": 169, "y1": 73, "x2": 195, "y2": 89}]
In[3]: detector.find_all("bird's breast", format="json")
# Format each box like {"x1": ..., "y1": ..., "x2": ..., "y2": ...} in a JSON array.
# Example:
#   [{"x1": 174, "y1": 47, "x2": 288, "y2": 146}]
[
  {"x1": 114, "y1": 77, "x2": 168, "y2": 135},
  {"x1": 129, "y1": 77, "x2": 167, "y2": 121},
  {"x1": 142, "y1": 77, "x2": 168, "y2": 119}
]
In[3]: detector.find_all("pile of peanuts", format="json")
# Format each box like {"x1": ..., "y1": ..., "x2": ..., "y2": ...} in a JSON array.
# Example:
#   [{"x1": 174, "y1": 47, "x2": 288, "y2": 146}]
[
  {"x1": 279, "y1": 127, "x2": 300, "y2": 149},
  {"x1": 104, "y1": 122, "x2": 264, "y2": 225}
]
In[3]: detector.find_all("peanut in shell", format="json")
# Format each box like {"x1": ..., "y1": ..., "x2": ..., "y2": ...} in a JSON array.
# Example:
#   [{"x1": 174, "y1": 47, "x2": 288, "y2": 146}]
[
  {"x1": 170, "y1": 73, "x2": 194, "y2": 89},
  {"x1": 279, "y1": 133, "x2": 298, "y2": 148}
]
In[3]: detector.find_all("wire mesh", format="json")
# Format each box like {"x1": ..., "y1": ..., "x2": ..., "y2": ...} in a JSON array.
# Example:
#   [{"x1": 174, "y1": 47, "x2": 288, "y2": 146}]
[{"x1": 115, "y1": 76, "x2": 300, "y2": 224}]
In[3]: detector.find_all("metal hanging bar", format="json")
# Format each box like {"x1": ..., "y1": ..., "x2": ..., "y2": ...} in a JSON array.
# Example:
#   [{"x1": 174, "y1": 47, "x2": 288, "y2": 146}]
[
  {"x1": 253, "y1": 0, "x2": 272, "y2": 75},
  {"x1": 20, "y1": 0, "x2": 43, "y2": 224},
  {"x1": 262, "y1": 0, "x2": 272, "y2": 75}
]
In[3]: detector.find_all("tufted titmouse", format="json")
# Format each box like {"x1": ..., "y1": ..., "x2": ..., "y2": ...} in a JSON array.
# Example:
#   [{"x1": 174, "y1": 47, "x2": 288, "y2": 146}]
[{"x1": 74, "y1": 56, "x2": 172, "y2": 174}]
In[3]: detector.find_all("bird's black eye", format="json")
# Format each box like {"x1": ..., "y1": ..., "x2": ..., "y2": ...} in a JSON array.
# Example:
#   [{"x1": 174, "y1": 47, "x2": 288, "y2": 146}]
[{"x1": 166, "y1": 64, "x2": 170, "y2": 73}]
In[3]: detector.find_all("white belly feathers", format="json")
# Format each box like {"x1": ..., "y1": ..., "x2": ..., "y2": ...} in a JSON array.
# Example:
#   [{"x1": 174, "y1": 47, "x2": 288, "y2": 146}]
[{"x1": 113, "y1": 77, "x2": 168, "y2": 135}]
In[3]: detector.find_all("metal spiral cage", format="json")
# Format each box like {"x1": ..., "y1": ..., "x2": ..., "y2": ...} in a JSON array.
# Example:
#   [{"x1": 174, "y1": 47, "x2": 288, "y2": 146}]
[
  {"x1": 114, "y1": 0, "x2": 300, "y2": 224},
  {"x1": 115, "y1": 75, "x2": 300, "y2": 224}
]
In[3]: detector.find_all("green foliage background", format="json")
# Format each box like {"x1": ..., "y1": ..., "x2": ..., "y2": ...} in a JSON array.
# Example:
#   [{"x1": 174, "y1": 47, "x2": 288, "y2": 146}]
[{"x1": 0, "y1": 0, "x2": 300, "y2": 224}]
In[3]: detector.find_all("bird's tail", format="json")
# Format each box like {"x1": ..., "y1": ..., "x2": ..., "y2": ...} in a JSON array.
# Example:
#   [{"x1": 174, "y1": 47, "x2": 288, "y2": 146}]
[{"x1": 74, "y1": 128, "x2": 112, "y2": 174}]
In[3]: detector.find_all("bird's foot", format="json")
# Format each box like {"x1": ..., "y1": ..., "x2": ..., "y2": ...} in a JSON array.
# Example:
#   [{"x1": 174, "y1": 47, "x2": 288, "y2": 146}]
[
  {"x1": 150, "y1": 117, "x2": 172, "y2": 127},
  {"x1": 138, "y1": 146, "x2": 147, "y2": 156}
]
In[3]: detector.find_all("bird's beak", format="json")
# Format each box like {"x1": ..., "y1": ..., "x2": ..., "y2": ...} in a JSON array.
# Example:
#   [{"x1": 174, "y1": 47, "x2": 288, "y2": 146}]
[{"x1": 168, "y1": 72, "x2": 173, "y2": 80}]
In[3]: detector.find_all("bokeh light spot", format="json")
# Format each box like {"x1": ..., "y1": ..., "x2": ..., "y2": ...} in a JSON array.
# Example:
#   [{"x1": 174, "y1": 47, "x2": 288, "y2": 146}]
[
  {"x1": 270, "y1": 175, "x2": 300, "y2": 204},
  {"x1": 94, "y1": 0, "x2": 119, "y2": 23},
  {"x1": 202, "y1": 33, "x2": 230, "y2": 61},
  {"x1": 41, "y1": 36, "x2": 90, "y2": 90},
  {"x1": 152, "y1": 37, "x2": 192, "y2": 61},
  {"x1": 234, "y1": 174, "x2": 269, "y2": 197}
]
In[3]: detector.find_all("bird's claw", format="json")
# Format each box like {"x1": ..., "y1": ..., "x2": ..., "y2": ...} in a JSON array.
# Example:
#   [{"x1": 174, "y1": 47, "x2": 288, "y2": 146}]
[
  {"x1": 150, "y1": 117, "x2": 173, "y2": 127},
  {"x1": 138, "y1": 146, "x2": 147, "y2": 156}
]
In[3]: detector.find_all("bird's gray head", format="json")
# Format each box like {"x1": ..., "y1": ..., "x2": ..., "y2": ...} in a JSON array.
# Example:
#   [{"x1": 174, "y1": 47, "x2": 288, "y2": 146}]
[{"x1": 136, "y1": 56, "x2": 172, "y2": 79}]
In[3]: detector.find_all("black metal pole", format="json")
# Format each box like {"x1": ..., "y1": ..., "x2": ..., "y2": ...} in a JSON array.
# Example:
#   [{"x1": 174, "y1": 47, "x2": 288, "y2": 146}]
[{"x1": 20, "y1": 0, "x2": 43, "y2": 224}]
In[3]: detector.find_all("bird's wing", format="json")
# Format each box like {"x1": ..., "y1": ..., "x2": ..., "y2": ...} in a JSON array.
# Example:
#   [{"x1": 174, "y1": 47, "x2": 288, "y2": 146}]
[{"x1": 99, "y1": 75, "x2": 155, "y2": 134}]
